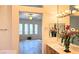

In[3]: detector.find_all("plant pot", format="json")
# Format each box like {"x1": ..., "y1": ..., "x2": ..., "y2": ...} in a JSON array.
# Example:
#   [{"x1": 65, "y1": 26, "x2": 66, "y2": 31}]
[
  {"x1": 64, "y1": 42, "x2": 71, "y2": 52},
  {"x1": 64, "y1": 49, "x2": 71, "y2": 52}
]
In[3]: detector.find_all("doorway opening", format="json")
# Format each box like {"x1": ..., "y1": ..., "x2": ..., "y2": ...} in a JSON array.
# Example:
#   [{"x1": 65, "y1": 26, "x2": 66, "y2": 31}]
[{"x1": 19, "y1": 11, "x2": 42, "y2": 54}]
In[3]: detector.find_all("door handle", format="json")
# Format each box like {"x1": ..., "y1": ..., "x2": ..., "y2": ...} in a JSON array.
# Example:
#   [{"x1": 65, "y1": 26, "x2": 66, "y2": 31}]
[{"x1": 0, "y1": 29, "x2": 8, "y2": 31}]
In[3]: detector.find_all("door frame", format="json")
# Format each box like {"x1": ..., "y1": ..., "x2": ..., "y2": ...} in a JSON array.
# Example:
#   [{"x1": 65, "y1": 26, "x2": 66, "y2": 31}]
[{"x1": 12, "y1": 6, "x2": 43, "y2": 53}]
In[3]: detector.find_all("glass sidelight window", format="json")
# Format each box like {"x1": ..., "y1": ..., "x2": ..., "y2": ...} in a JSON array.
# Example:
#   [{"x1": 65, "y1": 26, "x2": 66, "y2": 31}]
[
  {"x1": 19, "y1": 24, "x2": 23, "y2": 35},
  {"x1": 29, "y1": 24, "x2": 33, "y2": 34},
  {"x1": 24, "y1": 24, "x2": 28, "y2": 34},
  {"x1": 34, "y1": 24, "x2": 38, "y2": 34},
  {"x1": 19, "y1": 24, "x2": 39, "y2": 35}
]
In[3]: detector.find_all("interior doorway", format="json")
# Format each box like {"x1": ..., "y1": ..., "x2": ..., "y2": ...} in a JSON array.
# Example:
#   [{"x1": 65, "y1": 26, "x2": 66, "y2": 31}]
[{"x1": 19, "y1": 11, "x2": 42, "y2": 54}]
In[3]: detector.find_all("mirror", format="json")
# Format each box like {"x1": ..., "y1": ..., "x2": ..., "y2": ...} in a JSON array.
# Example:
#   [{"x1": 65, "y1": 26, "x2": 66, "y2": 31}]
[
  {"x1": 49, "y1": 23, "x2": 57, "y2": 37},
  {"x1": 49, "y1": 23, "x2": 65, "y2": 37},
  {"x1": 56, "y1": 5, "x2": 79, "y2": 46},
  {"x1": 70, "y1": 16, "x2": 79, "y2": 45}
]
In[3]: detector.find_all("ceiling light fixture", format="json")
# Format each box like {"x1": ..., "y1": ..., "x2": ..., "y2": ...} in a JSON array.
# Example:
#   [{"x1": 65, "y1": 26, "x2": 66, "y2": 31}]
[
  {"x1": 74, "y1": 5, "x2": 79, "y2": 10},
  {"x1": 72, "y1": 10, "x2": 77, "y2": 13},
  {"x1": 65, "y1": 10, "x2": 71, "y2": 14},
  {"x1": 29, "y1": 14, "x2": 33, "y2": 20},
  {"x1": 56, "y1": 14, "x2": 63, "y2": 18},
  {"x1": 57, "y1": 5, "x2": 79, "y2": 18}
]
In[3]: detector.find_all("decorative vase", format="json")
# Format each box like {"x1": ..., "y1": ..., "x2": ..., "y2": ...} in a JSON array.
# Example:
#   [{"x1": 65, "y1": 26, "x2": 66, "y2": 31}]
[{"x1": 64, "y1": 40, "x2": 71, "y2": 52}]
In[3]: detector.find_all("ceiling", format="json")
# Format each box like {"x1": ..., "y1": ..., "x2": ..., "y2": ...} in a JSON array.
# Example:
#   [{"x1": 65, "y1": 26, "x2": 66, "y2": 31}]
[{"x1": 19, "y1": 12, "x2": 42, "y2": 21}]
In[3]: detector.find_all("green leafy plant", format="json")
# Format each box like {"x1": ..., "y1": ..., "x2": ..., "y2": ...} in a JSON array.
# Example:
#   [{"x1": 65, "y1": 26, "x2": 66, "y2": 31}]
[
  {"x1": 61, "y1": 31, "x2": 79, "y2": 52},
  {"x1": 61, "y1": 25, "x2": 79, "y2": 52}
]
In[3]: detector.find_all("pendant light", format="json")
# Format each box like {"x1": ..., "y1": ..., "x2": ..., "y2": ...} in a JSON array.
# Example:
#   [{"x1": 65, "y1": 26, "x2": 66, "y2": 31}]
[{"x1": 29, "y1": 14, "x2": 33, "y2": 20}]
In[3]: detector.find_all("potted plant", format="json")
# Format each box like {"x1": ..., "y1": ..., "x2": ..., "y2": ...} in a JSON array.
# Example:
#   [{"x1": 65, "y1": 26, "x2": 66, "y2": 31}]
[
  {"x1": 61, "y1": 25, "x2": 79, "y2": 52},
  {"x1": 61, "y1": 29, "x2": 71, "y2": 52}
]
